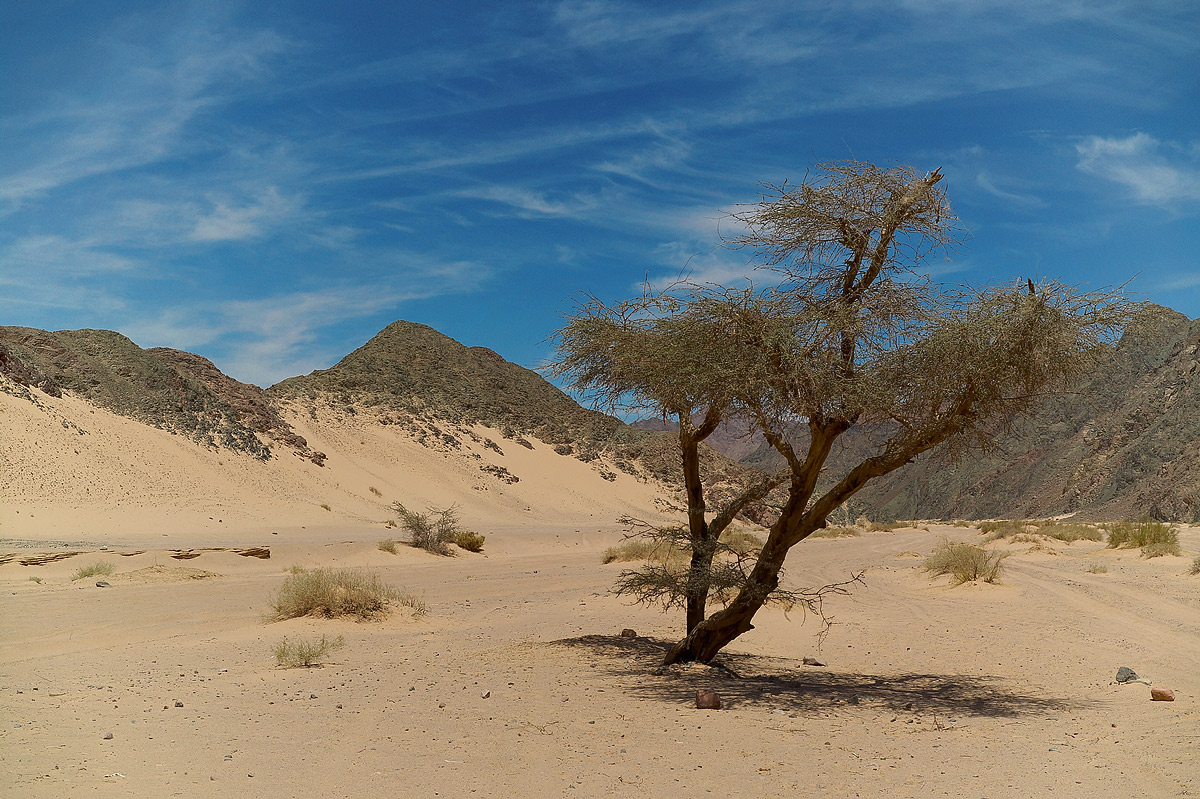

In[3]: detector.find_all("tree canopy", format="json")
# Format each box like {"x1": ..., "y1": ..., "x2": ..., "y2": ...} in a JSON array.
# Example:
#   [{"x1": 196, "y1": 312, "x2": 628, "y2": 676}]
[{"x1": 552, "y1": 159, "x2": 1135, "y2": 664}]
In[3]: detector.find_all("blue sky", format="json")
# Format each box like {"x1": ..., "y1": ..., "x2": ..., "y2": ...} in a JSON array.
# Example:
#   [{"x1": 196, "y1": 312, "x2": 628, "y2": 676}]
[{"x1": 2, "y1": 1, "x2": 1198, "y2": 387}]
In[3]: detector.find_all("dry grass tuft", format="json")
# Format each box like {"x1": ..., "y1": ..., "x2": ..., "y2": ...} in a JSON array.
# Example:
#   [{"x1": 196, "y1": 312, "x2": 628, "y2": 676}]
[
  {"x1": 1086, "y1": 563, "x2": 1108, "y2": 574},
  {"x1": 1106, "y1": 521, "x2": 1180, "y2": 557},
  {"x1": 71, "y1": 561, "x2": 115, "y2": 581},
  {"x1": 269, "y1": 568, "x2": 425, "y2": 620},
  {"x1": 924, "y1": 540, "x2": 1007, "y2": 585},
  {"x1": 369, "y1": 486, "x2": 382, "y2": 497},
  {"x1": 1189, "y1": 555, "x2": 1200, "y2": 575},
  {"x1": 809, "y1": 525, "x2": 861, "y2": 539},
  {"x1": 273, "y1": 634, "x2": 345, "y2": 668},
  {"x1": 378, "y1": 539, "x2": 397, "y2": 554},
  {"x1": 454, "y1": 531, "x2": 486, "y2": 552}
]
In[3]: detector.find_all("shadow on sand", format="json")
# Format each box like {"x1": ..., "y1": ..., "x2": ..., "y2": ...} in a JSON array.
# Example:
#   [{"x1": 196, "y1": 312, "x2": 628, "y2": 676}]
[{"x1": 553, "y1": 634, "x2": 1084, "y2": 719}]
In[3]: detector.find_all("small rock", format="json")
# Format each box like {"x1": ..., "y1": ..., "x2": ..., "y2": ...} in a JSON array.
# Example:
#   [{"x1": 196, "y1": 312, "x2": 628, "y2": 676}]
[
  {"x1": 1115, "y1": 666, "x2": 1138, "y2": 683},
  {"x1": 336, "y1": 703, "x2": 343, "y2": 709},
  {"x1": 695, "y1": 689, "x2": 722, "y2": 710},
  {"x1": 620, "y1": 629, "x2": 637, "y2": 638},
  {"x1": 481, "y1": 690, "x2": 491, "y2": 699},
  {"x1": 103, "y1": 733, "x2": 113, "y2": 740},
  {"x1": 174, "y1": 700, "x2": 183, "y2": 708},
  {"x1": 309, "y1": 693, "x2": 316, "y2": 699},
  {"x1": 1150, "y1": 687, "x2": 1175, "y2": 701},
  {"x1": 802, "y1": 657, "x2": 826, "y2": 667},
  {"x1": 95, "y1": 581, "x2": 110, "y2": 588}
]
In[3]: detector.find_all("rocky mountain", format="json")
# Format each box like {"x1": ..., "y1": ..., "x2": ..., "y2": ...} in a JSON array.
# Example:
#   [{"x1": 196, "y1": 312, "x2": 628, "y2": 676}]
[
  {"x1": 739, "y1": 305, "x2": 1200, "y2": 523},
  {"x1": 0, "y1": 327, "x2": 321, "y2": 462}
]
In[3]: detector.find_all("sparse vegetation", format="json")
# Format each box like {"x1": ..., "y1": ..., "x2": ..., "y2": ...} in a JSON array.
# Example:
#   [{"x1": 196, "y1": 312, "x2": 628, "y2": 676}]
[
  {"x1": 809, "y1": 526, "x2": 861, "y2": 539},
  {"x1": 369, "y1": 486, "x2": 382, "y2": 497},
  {"x1": 1106, "y1": 521, "x2": 1180, "y2": 557},
  {"x1": 1189, "y1": 555, "x2": 1200, "y2": 575},
  {"x1": 71, "y1": 561, "x2": 114, "y2": 581},
  {"x1": 286, "y1": 564, "x2": 307, "y2": 574},
  {"x1": 454, "y1": 531, "x2": 486, "y2": 552},
  {"x1": 924, "y1": 540, "x2": 1008, "y2": 585},
  {"x1": 272, "y1": 634, "x2": 345, "y2": 668},
  {"x1": 319, "y1": 503, "x2": 332, "y2": 512},
  {"x1": 269, "y1": 568, "x2": 425, "y2": 620},
  {"x1": 391, "y1": 502, "x2": 464, "y2": 556},
  {"x1": 602, "y1": 526, "x2": 764, "y2": 564},
  {"x1": 378, "y1": 539, "x2": 397, "y2": 554},
  {"x1": 1086, "y1": 563, "x2": 1108, "y2": 574},
  {"x1": 980, "y1": 518, "x2": 1102, "y2": 543},
  {"x1": 28, "y1": 576, "x2": 42, "y2": 583}
]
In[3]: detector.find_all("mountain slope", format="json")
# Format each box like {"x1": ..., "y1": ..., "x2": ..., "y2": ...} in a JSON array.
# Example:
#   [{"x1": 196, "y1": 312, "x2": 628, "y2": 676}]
[{"x1": 740, "y1": 305, "x2": 1200, "y2": 522}]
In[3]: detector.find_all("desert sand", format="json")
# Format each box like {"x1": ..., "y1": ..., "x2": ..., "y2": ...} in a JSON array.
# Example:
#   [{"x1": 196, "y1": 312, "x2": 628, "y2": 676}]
[{"x1": 2, "y1": 390, "x2": 1198, "y2": 797}]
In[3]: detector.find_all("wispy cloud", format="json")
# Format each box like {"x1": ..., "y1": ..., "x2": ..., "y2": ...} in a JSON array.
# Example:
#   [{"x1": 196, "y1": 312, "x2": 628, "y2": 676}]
[
  {"x1": 1075, "y1": 133, "x2": 1200, "y2": 207},
  {"x1": 190, "y1": 187, "x2": 304, "y2": 241}
]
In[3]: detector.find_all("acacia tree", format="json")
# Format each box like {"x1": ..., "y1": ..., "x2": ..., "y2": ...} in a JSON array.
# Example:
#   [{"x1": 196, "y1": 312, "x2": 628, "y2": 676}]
[{"x1": 553, "y1": 160, "x2": 1134, "y2": 664}]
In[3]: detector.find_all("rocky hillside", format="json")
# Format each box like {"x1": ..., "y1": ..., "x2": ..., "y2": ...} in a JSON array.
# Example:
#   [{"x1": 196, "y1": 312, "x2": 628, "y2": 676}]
[
  {"x1": 0, "y1": 327, "x2": 322, "y2": 463},
  {"x1": 739, "y1": 305, "x2": 1200, "y2": 523}
]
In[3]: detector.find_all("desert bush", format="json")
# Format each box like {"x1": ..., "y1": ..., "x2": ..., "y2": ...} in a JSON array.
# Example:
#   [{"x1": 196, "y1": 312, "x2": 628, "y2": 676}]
[
  {"x1": 979, "y1": 519, "x2": 1030, "y2": 541},
  {"x1": 369, "y1": 486, "x2": 382, "y2": 497},
  {"x1": 1189, "y1": 555, "x2": 1200, "y2": 575},
  {"x1": 603, "y1": 538, "x2": 685, "y2": 564},
  {"x1": 71, "y1": 561, "x2": 115, "y2": 581},
  {"x1": 28, "y1": 576, "x2": 42, "y2": 583},
  {"x1": 809, "y1": 526, "x2": 861, "y2": 539},
  {"x1": 319, "y1": 503, "x2": 332, "y2": 512},
  {"x1": 391, "y1": 502, "x2": 462, "y2": 556},
  {"x1": 1086, "y1": 563, "x2": 1108, "y2": 574},
  {"x1": 273, "y1": 634, "x2": 345, "y2": 668},
  {"x1": 718, "y1": 527, "x2": 764, "y2": 556},
  {"x1": 286, "y1": 564, "x2": 307, "y2": 574},
  {"x1": 1106, "y1": 521, "x2": 1180, "y2": 556},
  {"x1": 1044, "y1": 523, "x2": 1103, "y2": 543},
  {"x1": 378, "y1": 539, "x2": 397, "y2": 554},
  {"x1": 454, "y1": 531, "x2": 486, "y2": 552},
  {"x1": 924, "y1": 540, "x2": 1007, "y2": 584},
  {"x1": 269, "y1": 568, "x2": 425, "y2": 620}
]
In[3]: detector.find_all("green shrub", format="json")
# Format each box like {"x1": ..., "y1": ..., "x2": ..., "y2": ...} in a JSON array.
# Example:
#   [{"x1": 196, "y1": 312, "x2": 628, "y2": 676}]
[
  {"x1": 924, "y1": 540, "x2": 1008, "y2": 585},
  {"x1": 454, "y1": 531, "x2": 486, "y2": 552},
  {"x1": 269, "y1": 568, "x2": 425, "y2": 620},
  {"x1": 273, "y1": 634, "x2": 345, "y2": 668},
  {"x1": 378, "y1": 539, "x2": 397, "y2": 554},
  {"x1": 391, "y1": 503, "x2": 462, "y2": 556},
  {"x1": 1106, "y1": 521, "x2": 1180, "y2": 556},
  {"x1": 71, "y1": 561, "x2": 115, "y2": 581}
]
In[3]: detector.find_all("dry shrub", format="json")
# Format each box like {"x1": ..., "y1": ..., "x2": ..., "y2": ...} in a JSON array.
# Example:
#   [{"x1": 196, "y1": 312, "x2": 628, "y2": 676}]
[
  {"x1": 273, "y1": 634, "x2": 344, "y2": 668},
  {"x1": 924, "y1": 540, "x2": 1008, "y2": 584},
  {"x1": 1106, "y1": 521, "x2": 1180, "y2": 557},
  {"x1": 269, "y1": 568, "x2": 425, "y2": 620},
  {"x1": 72, "y1": 561, "x2": 114, "y2": 581},
  {"x1": 602, "y1": 526, "x2": 763, "y2": 564},
  {"x1": 1086, "y1": 563, "x2": 1108, "y2": 574},
  {"x1": 1044, "y1": 523, "x2": 1103, "y2": 542},
  {"x1": 369, "y1": 486, "x2": 383, "y2": 497},
  {"x1": 809, "y1": 526, "x2": 861, "y2": 539},
  {"x1": 454, "y1": 531, "x2": 486, "y2": 552},
  {"x1": 378, "y1": 539, "x2": 397, "y2": 554},
  {"x1": 979, "y1": 519, "x2": 1030, "y2": 541},
  {"x1": 391, "y1": 502, "x2": 462, "y2": 556},
  {"x1": 603, "y1": 538, "x2": 685, "y2": 564},
  {"x1": 1189, "y1": 555, "x2": 1200, "y2": 576}
]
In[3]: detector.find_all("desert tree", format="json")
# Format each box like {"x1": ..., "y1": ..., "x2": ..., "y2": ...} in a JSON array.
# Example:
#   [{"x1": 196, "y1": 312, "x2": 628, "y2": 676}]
[{"x1": 552, "y1": 159, "x2": 1135, "y2": 664}]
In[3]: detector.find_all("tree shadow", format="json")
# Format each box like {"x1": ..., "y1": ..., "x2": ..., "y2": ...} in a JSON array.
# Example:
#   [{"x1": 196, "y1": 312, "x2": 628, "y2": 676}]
[{"x1": 553, "y1": 634, "x2": 1087, "y2": 718}]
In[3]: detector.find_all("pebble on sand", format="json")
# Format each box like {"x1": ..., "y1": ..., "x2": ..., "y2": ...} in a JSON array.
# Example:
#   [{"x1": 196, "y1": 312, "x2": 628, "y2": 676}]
[{"x1": 1150, "y1": 686, "x2": 1175, "y2": 701}]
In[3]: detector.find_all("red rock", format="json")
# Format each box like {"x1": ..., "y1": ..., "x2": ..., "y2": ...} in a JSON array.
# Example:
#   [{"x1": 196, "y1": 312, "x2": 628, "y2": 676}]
[
  {"x1": 1150, "y1": 686, "x2": 1175, "y2": 701},
  {"x1": 695, "y1": 689, "x2": 722, "y2": 709}
]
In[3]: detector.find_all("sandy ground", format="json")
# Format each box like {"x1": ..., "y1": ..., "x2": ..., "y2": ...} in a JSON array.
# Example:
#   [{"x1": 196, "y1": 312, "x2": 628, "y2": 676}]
[{"x1": 2, "y1": 523, "x2": 1197, "y2": 799}]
